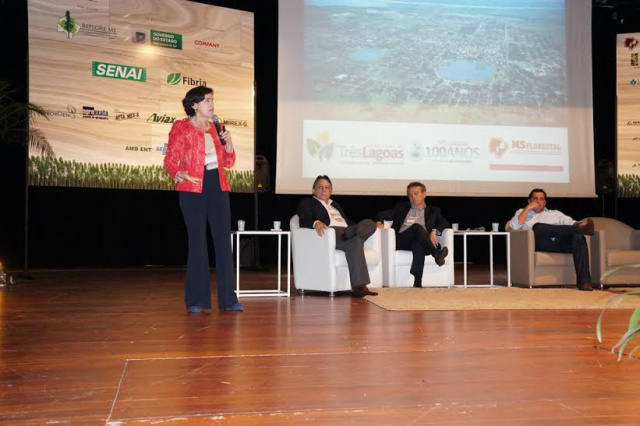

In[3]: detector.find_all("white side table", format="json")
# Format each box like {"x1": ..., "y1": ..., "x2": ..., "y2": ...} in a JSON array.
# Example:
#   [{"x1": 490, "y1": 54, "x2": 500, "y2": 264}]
[
  {"x1": 453, "y1": 231, "x2": 511, "y2": 288},
  {"x1": 230, "y1": 230, "x2": 291, "y2": 298}
]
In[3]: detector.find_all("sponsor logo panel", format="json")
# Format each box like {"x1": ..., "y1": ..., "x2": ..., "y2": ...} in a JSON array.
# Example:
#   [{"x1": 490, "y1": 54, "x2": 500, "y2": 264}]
[
  {"x1": 44, "y1": 105, "x2": 77, "y2": 118},
  {"x1": 114, "y1": 109, "x2": 140, "y2": 121},
  {"x1": 151, "y1": 30, "x2": 183, "y2": 50},
  {"x1": 147, "y1": 113, "x2": 178, "y2": 124},
  {"x1": 166, "y1": 72, "x2": 207, "y2": 86},
  {"x1": 131, "y1": 29, "x2": 147, "y2": 44},
  {"x1": 57, "y1": 10, "x2": 118, "y2": 40},
  {"x1": 625, "y1": 37, "x2": 639, "y2": 51},
  {"x1": 82, "y1": 105, "x2": 109, "y2": 120},
  {"x1": 194, "y1": 39, "x2": 223, "y2": 50},
  {"x1": 92, "y1": 61, "x2": 147, "y2": 82}
]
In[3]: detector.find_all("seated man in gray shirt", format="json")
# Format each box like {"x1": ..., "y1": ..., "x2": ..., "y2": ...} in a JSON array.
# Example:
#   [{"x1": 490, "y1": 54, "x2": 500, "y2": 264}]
[
  {"x1": 375, "y1": 182, "x2": 449, "y2": 288},
  {"x1": 509, "y1": 188, "x2": 595, "y2": 291}
]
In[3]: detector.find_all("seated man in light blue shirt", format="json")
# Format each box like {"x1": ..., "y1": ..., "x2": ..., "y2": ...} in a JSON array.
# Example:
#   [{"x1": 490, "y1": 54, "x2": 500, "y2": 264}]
[{"x1": 509, "y1": 188, "x2": 595, "y2": 291}]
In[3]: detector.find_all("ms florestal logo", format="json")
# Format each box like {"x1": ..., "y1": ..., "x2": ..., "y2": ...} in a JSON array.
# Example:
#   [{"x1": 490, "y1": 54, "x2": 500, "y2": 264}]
[
  {"x1": 166, "y1": 73, "x2": 206, "y2": 86},
  {"x1": 93, "y1": 61, "x2": 147, "y2": 82}
]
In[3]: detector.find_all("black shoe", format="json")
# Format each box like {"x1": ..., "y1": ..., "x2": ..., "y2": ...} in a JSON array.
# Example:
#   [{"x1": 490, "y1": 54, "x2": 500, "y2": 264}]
[
  {"x1": 574, "y1": 219, "x2": 595, "y2": 236},
  {"x1": 577, "y1": 281, "x2": 593, "y2": 291},
  {"x1": 351, "y1": 285, "x2": 378, "y2": 297},
  {"x1": 434, "y1": 246, "x2": 449, "y2": 267},
  {"x1": 413, "y1": 276, "x2": 422, "y2": 288}
]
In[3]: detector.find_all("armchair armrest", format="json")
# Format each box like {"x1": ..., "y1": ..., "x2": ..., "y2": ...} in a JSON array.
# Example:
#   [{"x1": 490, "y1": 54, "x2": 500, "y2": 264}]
[
  {"x1": 632, "y1": 229, "x2": 640, "y2": 250},
  {"x1": 291, "y1": 227, "x2": 338, "y2": 288},
  {"x1": 590, "y1": 229, "x2": 606, "y2": 285},
  {"x1": 437, "y1": 229, "x2": 454, "y2": 265},
  {"x1": 364, "y1": 228, "x2": 382, "y2": 251},
  {"x1": 509, "y1": 229, "x2": 535, "y2": 286},
  {"x1": 381, "y1": 228, "x2": 396, "y2": 287}
]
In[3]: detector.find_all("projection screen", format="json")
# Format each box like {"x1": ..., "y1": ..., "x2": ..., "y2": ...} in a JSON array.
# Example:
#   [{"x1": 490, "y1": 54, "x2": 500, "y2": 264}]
[
  {"x1": 28, "y1": 0, "x2": 254, "y2": 192},
  {"x1": 276, "y1": 0, "x2": 595, "y2": 197}
]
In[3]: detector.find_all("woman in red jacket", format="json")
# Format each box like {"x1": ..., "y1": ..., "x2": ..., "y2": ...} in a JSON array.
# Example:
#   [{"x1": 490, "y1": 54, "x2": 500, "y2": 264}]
[{"x1": 164, "y1": 86, "x2": 242, "y2": 313}]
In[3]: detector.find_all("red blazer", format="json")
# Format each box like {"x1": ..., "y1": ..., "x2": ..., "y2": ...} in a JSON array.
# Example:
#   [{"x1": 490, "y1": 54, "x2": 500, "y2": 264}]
[{"x1": 164, "y1": 119, "x2": 236, "y2": 193}]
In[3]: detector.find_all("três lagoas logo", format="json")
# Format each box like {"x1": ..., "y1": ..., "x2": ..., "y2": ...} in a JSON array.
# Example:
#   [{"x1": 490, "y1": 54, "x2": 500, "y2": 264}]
[{"x1": 307, "y1": 131, "x2": 334, "y2": 161}]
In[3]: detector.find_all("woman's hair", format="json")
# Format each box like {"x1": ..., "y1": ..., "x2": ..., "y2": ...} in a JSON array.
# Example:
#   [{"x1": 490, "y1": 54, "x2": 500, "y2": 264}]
[{"x1": 182, "y1": 86, "x2": 214, "y2": 117}]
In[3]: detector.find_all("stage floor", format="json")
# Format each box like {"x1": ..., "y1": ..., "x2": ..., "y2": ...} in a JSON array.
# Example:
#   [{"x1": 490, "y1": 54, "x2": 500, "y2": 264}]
[{"x1": 1, "y1": 268, "x2": 639, "y2": 425}]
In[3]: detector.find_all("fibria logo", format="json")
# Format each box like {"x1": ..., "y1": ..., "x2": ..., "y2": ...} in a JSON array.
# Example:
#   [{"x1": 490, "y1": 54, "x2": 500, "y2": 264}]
[
  {"x1": 57, "y1": 11, "x2": 79, "y2": 39},
  {"x1": 93, "y1": 61, "x2": 147, "y2": 82},
  {"x1": 166, "y1": 73, "x2": 206, "y2": 86}
]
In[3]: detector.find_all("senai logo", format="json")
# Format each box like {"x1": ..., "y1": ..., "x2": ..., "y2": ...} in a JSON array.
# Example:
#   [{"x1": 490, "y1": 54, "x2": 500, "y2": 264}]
[
  {"x1": 166, "y1": 73, "x2": 206, "y2": 86},
  {"x1": 92, "y1": 61, "x2": 147, "y2": 82}
]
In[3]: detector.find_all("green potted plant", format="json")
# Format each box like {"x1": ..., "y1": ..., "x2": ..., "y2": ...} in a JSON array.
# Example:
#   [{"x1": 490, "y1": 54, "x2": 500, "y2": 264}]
[{"x1": 596, "y1": 264, "x2": 640, "y2": 360}]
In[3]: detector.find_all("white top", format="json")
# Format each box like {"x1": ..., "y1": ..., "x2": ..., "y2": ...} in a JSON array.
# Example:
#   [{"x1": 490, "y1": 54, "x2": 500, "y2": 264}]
[
  {"x1": 312, "y1": 196, "x2": 348, "y2": 228},
  {"x1": 204, "y1": 132, "x2": 218, "y2": 169},
  {"x1": 508, "y1": 207, "x2": 575, "y2": 230}
]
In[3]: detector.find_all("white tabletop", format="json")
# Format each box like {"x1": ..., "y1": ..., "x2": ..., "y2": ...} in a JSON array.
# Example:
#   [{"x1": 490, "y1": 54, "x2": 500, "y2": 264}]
[{"x1": 232, "y1": 230, "x2": 290, "y2": 235}]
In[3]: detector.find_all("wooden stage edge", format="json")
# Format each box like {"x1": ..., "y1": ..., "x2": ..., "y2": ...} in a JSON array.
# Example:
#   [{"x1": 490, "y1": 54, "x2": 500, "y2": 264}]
[{"x1": 1, "y1": 268, "x2": 639, "y2": 426}]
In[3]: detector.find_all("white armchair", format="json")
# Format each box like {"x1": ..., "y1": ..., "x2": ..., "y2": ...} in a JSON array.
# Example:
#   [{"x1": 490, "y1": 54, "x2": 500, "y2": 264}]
[
  {"x1": 290, "y1": 215, "x2": 383, "y2": 295},
  {"x1": 381, "y1": 227, "x2": 454, "y2": 287}
]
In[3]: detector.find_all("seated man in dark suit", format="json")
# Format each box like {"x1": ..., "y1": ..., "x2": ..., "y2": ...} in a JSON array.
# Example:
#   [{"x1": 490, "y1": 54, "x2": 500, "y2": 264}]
[
  {"x1": 375, "y1": 182, "x2": 449, "y2": 288},
  {"x1": 297, "y1": 175, "x2": 378, "y2": 297}
]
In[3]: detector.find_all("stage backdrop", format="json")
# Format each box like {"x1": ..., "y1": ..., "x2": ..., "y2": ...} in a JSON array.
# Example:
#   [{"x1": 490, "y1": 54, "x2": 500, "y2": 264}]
[
  {"x1": 27, "y1": 0, "x2": 255, "y2": 192},
  {"x1": 617, "y1": 33, "x2": 640, "y2": 198}
]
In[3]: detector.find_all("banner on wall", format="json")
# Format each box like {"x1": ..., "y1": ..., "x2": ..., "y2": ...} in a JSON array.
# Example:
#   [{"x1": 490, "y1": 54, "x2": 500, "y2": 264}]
[
  {"x1": 27, "y1": 0, "x2": 255, "y2": 192},
  {"x1": 617, "y1": 33, "x2": 640, "y2": 198}
]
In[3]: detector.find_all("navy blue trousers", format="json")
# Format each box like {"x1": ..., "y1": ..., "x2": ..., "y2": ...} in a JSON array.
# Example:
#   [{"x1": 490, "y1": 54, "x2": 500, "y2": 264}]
[
  {"x1": 532, "y1": 223, "x2": 592, "y2": 284},
  {"x1": 396, "y1": 224, "x2": 439, "y2": 278},
  {"x1": 179, "y1": 169, "x2": 238, "y2": 310}
]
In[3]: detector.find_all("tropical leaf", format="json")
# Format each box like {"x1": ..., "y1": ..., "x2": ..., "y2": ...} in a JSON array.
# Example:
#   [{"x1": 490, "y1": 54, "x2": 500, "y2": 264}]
[
  {"x1": 307, "y1": 138, "x2": 320, "y2": 157},
  {"x1": 597, "y1": 290, "x2": 640, "y2": 360},
  {"x1": 0, "y1": 79, "x2": 54, "y2": 157},
  {"x1": 318, "y1": 143, "x2": 333, "y2": 161}
]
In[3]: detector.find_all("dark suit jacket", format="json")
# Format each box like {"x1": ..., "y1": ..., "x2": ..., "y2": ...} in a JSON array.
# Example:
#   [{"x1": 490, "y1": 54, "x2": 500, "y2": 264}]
[
  {"x1": 297, "y1": 197, "x2": 354, "y2": 229},
  {"x1": 375, "y1": 201, "x2": 449, "y2": 235}
]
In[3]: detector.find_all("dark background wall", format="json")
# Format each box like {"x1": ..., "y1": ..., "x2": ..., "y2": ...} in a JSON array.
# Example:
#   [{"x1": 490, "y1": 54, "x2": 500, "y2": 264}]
[{"x1": 1, "y1": 0, "x2": 639, "y2": 271}]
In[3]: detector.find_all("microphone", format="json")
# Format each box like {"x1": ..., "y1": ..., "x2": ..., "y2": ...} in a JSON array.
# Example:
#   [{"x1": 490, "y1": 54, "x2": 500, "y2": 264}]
[{"x1": 212, "y1": 114, "x2": 226, "y2": 145}]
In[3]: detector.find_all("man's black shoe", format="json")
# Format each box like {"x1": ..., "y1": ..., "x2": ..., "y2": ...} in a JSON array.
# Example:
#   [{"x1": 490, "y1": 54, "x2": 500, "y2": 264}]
[
  {"x1": 351, "y1": 285, "x2": 378, "y2": 297},
  {"x1": 413, "y1": 276, "x2": 422, "y2": 288},
  {"x1": 577, "y1": 281, "x2": 593, "y2": 291},
  {"x1": 434, "y1": 246, "x2": 448, "y2": 267},
  {"x1": 574, "y1": 219, "x2": 595, "y2": 236}
]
